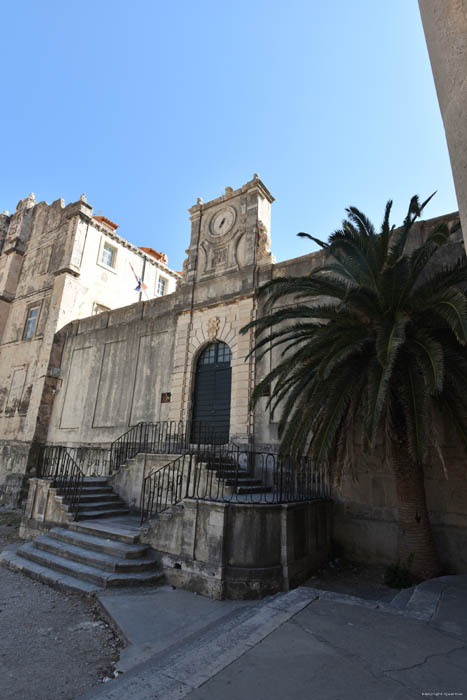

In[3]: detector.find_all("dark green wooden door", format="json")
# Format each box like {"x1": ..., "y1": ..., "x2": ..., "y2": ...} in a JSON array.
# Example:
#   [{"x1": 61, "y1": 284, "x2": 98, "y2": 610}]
[{"x1": 192, "y1": 342, "x2": 232, "y2": 443}]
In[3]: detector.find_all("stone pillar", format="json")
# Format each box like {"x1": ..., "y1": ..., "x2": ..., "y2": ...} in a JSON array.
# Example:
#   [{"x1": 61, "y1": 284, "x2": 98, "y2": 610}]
[{"x1": 419, "y1": 0, "x2": 467, "y2": 248}]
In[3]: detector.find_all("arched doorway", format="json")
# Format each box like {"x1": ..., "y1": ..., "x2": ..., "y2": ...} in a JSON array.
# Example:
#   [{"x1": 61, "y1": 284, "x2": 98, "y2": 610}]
[{"x1": 191, "y1": 342, "x2": 232, "y2": 443}]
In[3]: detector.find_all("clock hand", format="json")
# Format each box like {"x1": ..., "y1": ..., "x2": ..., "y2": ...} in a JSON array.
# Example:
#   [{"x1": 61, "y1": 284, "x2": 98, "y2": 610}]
[{"x1": 219, "y1": 218, "x2": 225, "y2": 228}]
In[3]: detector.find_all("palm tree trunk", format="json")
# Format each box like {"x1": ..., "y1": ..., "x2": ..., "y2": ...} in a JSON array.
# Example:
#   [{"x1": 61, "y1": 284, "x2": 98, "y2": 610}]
[{"x1": 392, "y1": 442, "x2": 440, "y2": 580}]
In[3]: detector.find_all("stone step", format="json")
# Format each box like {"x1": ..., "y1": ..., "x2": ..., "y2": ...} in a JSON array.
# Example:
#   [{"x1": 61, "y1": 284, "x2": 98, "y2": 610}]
[
  {"x1": 18, "y1": 542, "x2": 162, "y2": 588},
  {"x1": 83, "y1": 477, "x2": 109, "y2": 484},
  {"x1": 75, "y1": 499, "x2": 127, "y2": 512},
  {"x1": 235, "y1": 485, "x2": 273, "y2": 494},
  {"x1": 50, "y1": 526, "x2": 148, "y2": 559},
  {"x1": 205, "y1": 462, "x2": 240, "y2": 471},
  {"x1": 34, "y1": 535, "x2": 158, "y2": 573},
  {"x1": 68, "y1": 520, "x2": 140, "y2": 544},
  {"x1": 73, "y1": 493, "x2": 120, "y2": 504},
  {"x1": 75, "y1": 507, "x2": 130, "y2": 521},
  {"x1": 215, "y1": 469, "x2": 249, "y2": 478},
  {"x1": 224, "y1": 478, "x2": 263, "y2": 487},
  {"x1": 0, "y1": 548, "x2": 101, "y2": 596},
  {"x1": 80, "y1": 485, "x2": 114, "y2": 494}
]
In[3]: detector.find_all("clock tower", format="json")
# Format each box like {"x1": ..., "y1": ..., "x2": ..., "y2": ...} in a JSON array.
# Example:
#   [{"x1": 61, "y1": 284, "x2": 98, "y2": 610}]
[{"x1": 181, "y1": 174, "x2": 275, "y2": 293}]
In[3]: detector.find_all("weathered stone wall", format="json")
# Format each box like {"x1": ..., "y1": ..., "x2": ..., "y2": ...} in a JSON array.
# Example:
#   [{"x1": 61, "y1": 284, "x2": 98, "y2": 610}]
[
  {"x1": 46, "y1": 295, "x2": 177, "y2": 447},
  {"x1": 0, "y1": 195, "x2": 88, "y2": 501},
  {"x1": 5, "y1": 174, "x2": 465, "y2": 577},
  {"x1": 419, "y1": 0, "x2": 467, "y2": 250},
  {"x1": 111, "y1": 453, "x2": 182, "y2": 512},
  {"x1": 0, "y1": 192, "x2": 180, "y2": 503},
  {"x1": 44, "y1": 175, "x2": 276, "y2": 452},
  {"x1": 333, "y1": 421, "x2": 467, "y2": 573},
  {"x1": 141, "y1": 498, "x2": 331, "y2": 599},
  {"x1": 19, "y1": 477, "x2": 72, "y2": 539}
]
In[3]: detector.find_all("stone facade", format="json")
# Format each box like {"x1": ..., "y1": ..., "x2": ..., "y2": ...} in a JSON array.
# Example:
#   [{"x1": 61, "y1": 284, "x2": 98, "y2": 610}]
[
  {"x1": 0, "y1": 192, "x2": 180, "y2": 503},
  {"x1": 140, "y1": 498, "x2": 330, "y2": 600},
  {"x1": 1, "y1": 175, "x2": 466, "y2": 577},
  {"x1": 44, "y1": 176, "x2": 276, "y2": 449}
]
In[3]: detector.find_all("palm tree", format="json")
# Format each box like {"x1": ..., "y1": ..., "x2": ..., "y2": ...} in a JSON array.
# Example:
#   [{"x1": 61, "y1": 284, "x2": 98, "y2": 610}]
[{"x1": 242, "y1": 196, "x2": 467, "y2": 579}]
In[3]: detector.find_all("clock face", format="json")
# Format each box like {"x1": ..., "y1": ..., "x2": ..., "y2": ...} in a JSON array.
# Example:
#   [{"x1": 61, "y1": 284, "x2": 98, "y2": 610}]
[{"x1": 211, "y1": 208, "x2": 235, "y2": 236}]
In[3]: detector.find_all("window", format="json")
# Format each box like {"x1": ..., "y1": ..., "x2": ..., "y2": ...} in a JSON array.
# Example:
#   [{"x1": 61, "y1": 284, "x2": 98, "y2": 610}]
[
  {"x1": 156, "y1": 277, "x2": 167, "y2": 296},
  {"x1": 199, "y1": 342, "x2": 232, "y2": 365},
  {"x1": 100, "y1": 242, "x2": 117, "y2": 268},
  {"x1": 92, "y1": 302, "x2": 110, "y2": 315},
  {"x1": 23, "y1": 306, "x2": 40, "y2": 340}
]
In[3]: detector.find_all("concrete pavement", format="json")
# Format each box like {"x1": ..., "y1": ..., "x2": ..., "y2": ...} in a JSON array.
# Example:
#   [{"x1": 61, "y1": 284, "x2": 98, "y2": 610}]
[
  {"x1": 79, "y1": 576, "x2": 467, "y2": 700},
  {"x1": 98, "y1": 586, "x2": 253, "y2": 672}
]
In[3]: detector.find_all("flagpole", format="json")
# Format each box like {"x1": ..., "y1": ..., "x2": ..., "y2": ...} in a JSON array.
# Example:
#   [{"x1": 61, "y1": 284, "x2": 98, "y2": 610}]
[
  {"x1": 139, "y1": 257, "x2": 146, "y2": 302},
  {"x1": 129, "y1": 261, "x2": 150, "y2": 301}
]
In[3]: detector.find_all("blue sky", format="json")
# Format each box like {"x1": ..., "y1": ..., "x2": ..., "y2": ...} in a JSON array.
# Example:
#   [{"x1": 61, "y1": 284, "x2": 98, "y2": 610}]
[{"x1": 0, "y1": 1, "x2": 457, "y2": 270}]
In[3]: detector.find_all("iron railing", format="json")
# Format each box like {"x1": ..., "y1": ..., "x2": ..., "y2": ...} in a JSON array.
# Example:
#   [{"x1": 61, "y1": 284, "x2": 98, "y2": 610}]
[
  {"x1": 140, "y1": 453, "x2": 190, "y2": 523},
  {"x1": 37, "y1": 445, "x2": 85, "y2": 517},
  {"x1": 140, "y1": 447, "x2": 330, "y2": 524},
  {"x1": 109, "y1": 420, "x2": 218, "y2": 472},
  {"x1": 38, "y1": 444, "x2": 110, "y2": 477}
]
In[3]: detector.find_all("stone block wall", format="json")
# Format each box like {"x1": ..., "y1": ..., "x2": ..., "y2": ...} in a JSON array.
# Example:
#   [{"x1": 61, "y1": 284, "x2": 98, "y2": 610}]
[
  {"x1": 45, "y1": 295, "x2": 177, "y2": 447},
  {"x1": 331, "y1": 431, "x2": 467, "y2": 572},
  {"x1": 141, "y1": 498, "x2": 331, "y2": 600},
  {"x1": 19, "y1": 477, "x2": 72, "y2": 539}
]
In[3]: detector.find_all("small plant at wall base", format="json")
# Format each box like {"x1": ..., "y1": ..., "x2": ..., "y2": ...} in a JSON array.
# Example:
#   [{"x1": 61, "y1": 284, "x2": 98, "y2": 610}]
[
  {"x1": 384, "y1": 554, "x2": 419, "y2": 589},
  {"x1": 241, "y1": 195, "x2": 467, "y2": 580}
]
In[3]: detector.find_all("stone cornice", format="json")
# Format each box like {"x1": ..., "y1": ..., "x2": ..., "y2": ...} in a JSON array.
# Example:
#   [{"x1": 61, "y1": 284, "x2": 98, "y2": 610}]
[{"x1": 188, "y1": 175, "x2": 275, "y2": 217}]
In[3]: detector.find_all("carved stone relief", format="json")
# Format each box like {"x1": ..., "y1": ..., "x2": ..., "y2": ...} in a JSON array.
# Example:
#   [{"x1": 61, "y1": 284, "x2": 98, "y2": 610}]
[
  {"x1": 207, "y1": 316, "x2": 220, "y2": 340},
  {"x1": 212, "y1": 247, "x2": 227, "y2": 267},
  {"x1": 256, "y1": 220, "x2": 275, "y2": 264}
]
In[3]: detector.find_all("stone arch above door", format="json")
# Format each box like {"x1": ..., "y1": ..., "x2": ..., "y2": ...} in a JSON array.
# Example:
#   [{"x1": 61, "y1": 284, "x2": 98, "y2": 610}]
[
  {"x1": 191, "y1": 316, "x2": 238, "y2": 358},
  {"x1": 168, "y1": 300, "x2": 254, "y2": 441}
]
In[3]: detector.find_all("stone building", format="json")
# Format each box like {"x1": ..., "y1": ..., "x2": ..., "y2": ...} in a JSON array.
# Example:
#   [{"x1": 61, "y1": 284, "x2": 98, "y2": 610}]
[
  {"x1": 2, "y1": 6, "x2": 467, "y2": 599},
  {"x1": 0, "y1": 175, "x2": 466, "y2": 598},
  {"x1": 0, "y1": 192, "x2": 180, "y2": 503}
]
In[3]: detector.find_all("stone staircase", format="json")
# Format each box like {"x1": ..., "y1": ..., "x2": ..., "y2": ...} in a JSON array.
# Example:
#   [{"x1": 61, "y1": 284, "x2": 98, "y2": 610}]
[
  {"x1": 1, "y1": 517, "x2": 163, "y2": 596},
  {"x1": 216, "y1": 467, "x2": 270, "y2": 495},
  {"x1": 59, "y1": 476, "x2": 130, "y2": 521},
  {"x1": 204, "y1": 456, "x2": 272, "y2": 496},
  {"x1": 1, "y1": 475, "x2": 164, "y2": 596}
]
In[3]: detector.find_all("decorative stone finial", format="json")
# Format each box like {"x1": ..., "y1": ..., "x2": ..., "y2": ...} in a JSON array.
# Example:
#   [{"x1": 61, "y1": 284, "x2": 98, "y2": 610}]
[
  {"x1": 253, "y1": 173, "x2": 259, "y2": 180},
  {"x1": 27, "y1": 192, "x2": 35, "y2": 200},
  {"x1": 196, "y1": 197, "x2": 203, "y2": 205},
  {"x1": 225, "y1": 186, "x2": 233, "y2": 194},
  {"x1": 80, "y1": 193, "x2": 87, "y2": 203}
]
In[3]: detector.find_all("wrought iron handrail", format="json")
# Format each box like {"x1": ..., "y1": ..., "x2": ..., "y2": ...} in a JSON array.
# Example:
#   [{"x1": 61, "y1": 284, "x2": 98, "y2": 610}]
[
  {"x1": 109, "y1": 419, "x2": 219, "y2": 473},
  {"x1": 140, "y1": 447, "x2": 330, "y2": 524},
  {"x1": 140, "y1": 453, "x2": 193, "y2": 524},
  {"x1": 38, "y1": 444, "x2": 111, "y2": 477},
  {"x1": 37, "y1": 445, "x2": 85, "y2": 518}
]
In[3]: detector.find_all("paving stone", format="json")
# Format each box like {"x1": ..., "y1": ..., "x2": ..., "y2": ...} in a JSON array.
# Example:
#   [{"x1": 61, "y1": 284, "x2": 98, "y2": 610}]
[
  {"x1": 430, "y1": 586, "x2": 467, "y2": 641},
  {"x1": 184, "y1": 621, "x2": 419, "y2": 700},
  {"x1": 291, "y1": 599, "x2": 464, "y2": 675},
  {"x1": 386, "y1": 647, "x2": 467, "y2": 696}
]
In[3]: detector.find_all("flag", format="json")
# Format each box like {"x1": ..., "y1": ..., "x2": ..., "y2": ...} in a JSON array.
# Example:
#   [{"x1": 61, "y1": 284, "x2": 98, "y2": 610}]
[{"x1": 129, "y1": 263, "x2": 148, "y2": 294}]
